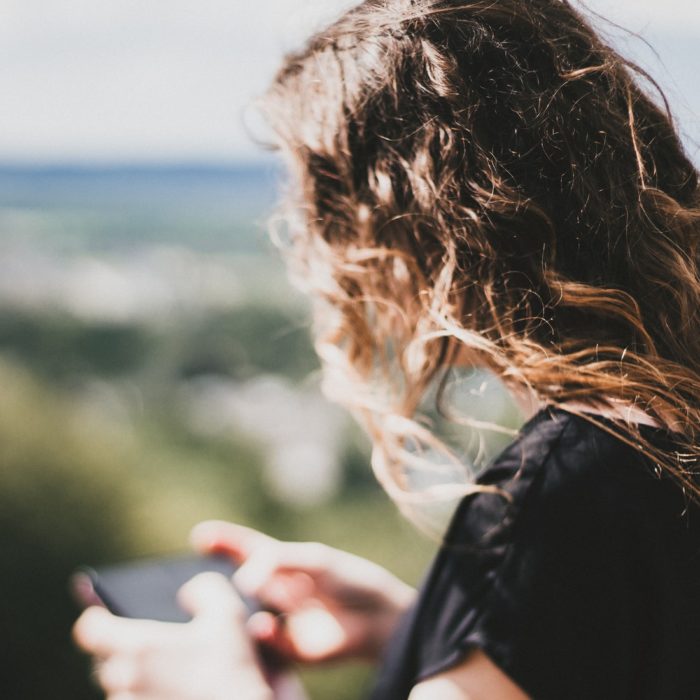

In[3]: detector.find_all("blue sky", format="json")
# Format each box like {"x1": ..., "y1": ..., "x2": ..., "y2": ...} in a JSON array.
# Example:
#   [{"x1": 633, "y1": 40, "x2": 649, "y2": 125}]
[{"x1": 2, "y1": 0, "x2": 698, "y2": 163}]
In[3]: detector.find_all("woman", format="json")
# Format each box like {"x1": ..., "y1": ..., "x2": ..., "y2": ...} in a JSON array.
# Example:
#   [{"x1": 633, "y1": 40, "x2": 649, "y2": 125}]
[{"x1": 74, "y1": 1, "x2": 700, "y2": 697}]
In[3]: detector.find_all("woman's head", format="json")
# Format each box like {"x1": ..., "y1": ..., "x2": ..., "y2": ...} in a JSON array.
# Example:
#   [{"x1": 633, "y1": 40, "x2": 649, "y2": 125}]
[{"x1": 262, "y1": 0, "x2": 700, "y2": 514}]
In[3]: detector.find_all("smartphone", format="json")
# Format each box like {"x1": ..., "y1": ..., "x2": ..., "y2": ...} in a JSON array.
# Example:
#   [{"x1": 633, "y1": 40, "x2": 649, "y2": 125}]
[{"x1": 72, "y1": 553, "x2": 258, "y2": 623}]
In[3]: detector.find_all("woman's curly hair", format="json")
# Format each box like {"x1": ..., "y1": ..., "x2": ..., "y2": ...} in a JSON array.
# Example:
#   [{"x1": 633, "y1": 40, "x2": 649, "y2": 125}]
[{"x1": 261, "y1": 0, "x2": 700, "y2": 525}]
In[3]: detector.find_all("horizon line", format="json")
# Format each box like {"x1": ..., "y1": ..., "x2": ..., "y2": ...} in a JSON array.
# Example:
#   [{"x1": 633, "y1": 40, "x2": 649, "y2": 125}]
[{"x1": 0, "y1": 157, "x2": 277, "y2": 172}]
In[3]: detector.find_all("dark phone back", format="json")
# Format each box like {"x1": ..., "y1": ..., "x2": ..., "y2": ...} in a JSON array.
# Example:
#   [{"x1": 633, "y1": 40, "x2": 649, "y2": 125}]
[{"x1": 78, "y1": 553, "x2": 256, "y2": 623}]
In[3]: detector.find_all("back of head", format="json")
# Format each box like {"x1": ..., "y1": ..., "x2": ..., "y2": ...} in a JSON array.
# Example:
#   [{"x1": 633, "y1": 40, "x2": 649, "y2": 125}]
[{"x1": 262, "y1": 0, "x2": 700, "y2": 514}]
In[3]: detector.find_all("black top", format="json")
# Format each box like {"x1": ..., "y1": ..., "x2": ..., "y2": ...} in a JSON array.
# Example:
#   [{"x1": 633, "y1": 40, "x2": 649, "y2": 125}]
[{"x1": 370, "y1": 406, "x2": 700, "y2": 699}]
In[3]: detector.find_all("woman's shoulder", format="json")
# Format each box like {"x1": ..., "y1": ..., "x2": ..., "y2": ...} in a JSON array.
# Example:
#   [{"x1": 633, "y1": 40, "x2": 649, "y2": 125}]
[
  {"x1": 488, "y1": 403, "x2": 674, "y2": 494},
  {"x1": 444, "y1": 404, "x2": 678, "y2": 549}
]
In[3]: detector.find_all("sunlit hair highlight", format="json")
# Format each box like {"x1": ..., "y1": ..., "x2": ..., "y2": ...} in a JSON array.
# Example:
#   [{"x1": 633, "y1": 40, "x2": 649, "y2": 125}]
[{"x1": 262, "y1": 0, "x2": 700, "y2": 529}]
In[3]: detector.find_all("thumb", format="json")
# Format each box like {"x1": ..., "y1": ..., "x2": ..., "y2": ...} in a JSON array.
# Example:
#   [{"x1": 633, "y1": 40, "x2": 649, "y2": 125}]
[{"x1": 177, "y1": 572, "x2": 247, "y2": 622}]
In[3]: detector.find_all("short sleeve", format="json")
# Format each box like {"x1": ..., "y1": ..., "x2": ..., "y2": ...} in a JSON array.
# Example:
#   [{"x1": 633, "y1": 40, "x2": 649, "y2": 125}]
[{"x1": 370, "y1": 407, "x2": 659, "y2": 700}]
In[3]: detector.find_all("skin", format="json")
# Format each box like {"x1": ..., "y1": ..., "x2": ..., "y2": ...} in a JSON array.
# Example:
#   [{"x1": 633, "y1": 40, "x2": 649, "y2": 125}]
[{"x1": 409, "y1": 649, "x2": 530, "y2": 700}]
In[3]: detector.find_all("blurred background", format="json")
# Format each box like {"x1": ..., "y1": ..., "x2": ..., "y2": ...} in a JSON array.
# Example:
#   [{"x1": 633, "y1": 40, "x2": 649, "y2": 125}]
[{"x1": 1, "y1": 1, "x2": 698, "y2": 697}]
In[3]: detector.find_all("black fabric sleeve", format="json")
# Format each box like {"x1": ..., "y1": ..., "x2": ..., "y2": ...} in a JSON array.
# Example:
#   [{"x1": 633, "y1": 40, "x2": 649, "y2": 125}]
[{"x1": 395, "y1": 410, "x2": 655, "y2": 699}]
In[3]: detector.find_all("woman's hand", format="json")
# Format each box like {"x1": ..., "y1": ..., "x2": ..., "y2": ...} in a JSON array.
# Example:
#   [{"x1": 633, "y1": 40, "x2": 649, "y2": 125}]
[
  {"x1": 190, "y1": 520, "x2": 417, "y2": 664},
  {"x1": 73, "y1": 572, "x2": 273, "y2": 700}
]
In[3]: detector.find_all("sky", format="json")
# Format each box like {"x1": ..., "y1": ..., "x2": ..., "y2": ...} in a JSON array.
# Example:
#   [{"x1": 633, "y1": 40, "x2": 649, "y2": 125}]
[{"x1": 2, "y1": 0, "x2": 698, "y2": 163}]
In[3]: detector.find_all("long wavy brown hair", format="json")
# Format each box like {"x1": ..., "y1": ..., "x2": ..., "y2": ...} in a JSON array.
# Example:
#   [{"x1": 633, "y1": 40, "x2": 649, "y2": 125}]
[{"x1": 261, "y1": 0, "x2": 700, "y2": 526}]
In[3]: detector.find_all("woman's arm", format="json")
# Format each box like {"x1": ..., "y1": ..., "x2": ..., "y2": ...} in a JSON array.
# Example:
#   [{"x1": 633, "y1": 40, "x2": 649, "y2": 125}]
[{"x1": 408, "y1": 648, "x2": 531, "y2": 700}]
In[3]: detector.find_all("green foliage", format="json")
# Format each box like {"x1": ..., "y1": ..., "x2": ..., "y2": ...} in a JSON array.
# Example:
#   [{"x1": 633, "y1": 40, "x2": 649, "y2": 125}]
[
  {"x1": 175, "y1": 306, "x2": 319, "y2": 381},
  {"x1": 0, "y1": 363, "x2": 137, "y2": 699},
  {"x1": 0, "y1": 307, "x2": 153, "y2": 381},
  {"x1": 339, "y1": 425, "x2": 377, "y2": 495},
  {"x1": 0, "y1": 303, "x2": 318, "y2": 388}
]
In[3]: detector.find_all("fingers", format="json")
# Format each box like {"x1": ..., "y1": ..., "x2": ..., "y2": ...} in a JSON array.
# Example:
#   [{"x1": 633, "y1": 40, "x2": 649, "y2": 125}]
[
  {"x1": 191, "y1": 522, "x2": 339, "y2": 613},
  {"x1": 75, "y1": 575, "x2": 250, "y2": 653},
  {"x1": 75, "y1": 572, "x2": 272, "y2": 700},
  {"x1": 234, "y1": 542, "x2": 332, "y2": 598},
  {"x1": 177, "y1": 572, "x2": 247, "y2": 622},
  {"x1": 248, "y1": 609, "x2": 326, "y2": 663},
  {"x1": 75, "y1": 612, "x2": 160, "y2": 695},
  {"x1": 189, "y1": 521, "x2": 273, "y2": 562},
  {"x1": 95, "y1": 656, "x2": 144, "y2": 695},
  {"x1": 74, "y1": 607, "x2": 156, "y2": 657},
  {"x1": 247, "y1": 611, "x2": 300, "y2": 661},
  {"x1": 93, "y1": 661, "x2": 161, "y2": 700},
  {"x1": 285, "y1": 607, "x2": 348, "y2": 662},
  {"x1": 249, "y1": 608, "x2": 347, "y2": 663}
]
